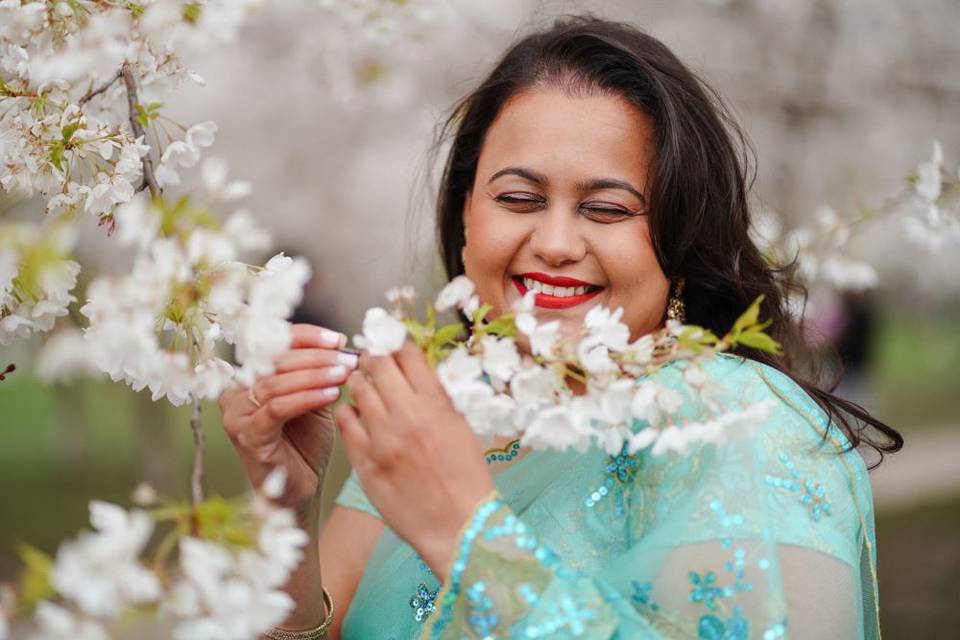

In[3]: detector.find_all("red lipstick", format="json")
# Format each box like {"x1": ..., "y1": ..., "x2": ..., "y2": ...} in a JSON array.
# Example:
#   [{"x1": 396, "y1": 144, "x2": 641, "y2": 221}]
[{"x1": 513, "y1": 273, "x2": 604, "y2": 310}]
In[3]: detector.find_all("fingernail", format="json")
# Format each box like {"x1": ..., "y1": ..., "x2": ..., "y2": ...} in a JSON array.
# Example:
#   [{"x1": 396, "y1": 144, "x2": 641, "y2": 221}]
[
  {"x1": 322, "y1": 387, "x2": 340, "y2": 398},
  {"x1": 337, "y1": 352, "x2": 359, "y2": 368},
  {"x1": 319, "y1": 328, "x2": 342, "y2": 347},
  {"x1": 327, "y1": 365, "x2": 347, "y2": 380}
]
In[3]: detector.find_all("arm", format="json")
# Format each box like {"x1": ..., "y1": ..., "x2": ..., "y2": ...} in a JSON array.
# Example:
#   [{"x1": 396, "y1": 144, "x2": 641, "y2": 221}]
[{"x1": 318, "y1": 505, "x2": 385, "y2": 640}]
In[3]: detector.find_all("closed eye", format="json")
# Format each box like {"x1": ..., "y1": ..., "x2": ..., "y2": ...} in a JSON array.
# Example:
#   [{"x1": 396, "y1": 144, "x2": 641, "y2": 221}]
[
  {"x1": 494, "y1": 194, "x2": 545, "y2": 211},
  {"x1": 579, "y1": 204, "x2": 641, "y2": 222}
]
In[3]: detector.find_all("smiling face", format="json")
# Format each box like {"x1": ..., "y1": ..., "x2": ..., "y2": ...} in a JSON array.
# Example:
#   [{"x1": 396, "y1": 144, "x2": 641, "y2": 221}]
[{"x1": 462, "y1": 87, "x2": 671, "y2": 344}]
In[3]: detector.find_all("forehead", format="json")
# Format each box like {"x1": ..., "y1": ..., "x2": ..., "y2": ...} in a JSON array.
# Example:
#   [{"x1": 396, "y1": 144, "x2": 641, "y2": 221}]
[{"x1": 478, "y1": 87, "x2": 654, "y2": 184}]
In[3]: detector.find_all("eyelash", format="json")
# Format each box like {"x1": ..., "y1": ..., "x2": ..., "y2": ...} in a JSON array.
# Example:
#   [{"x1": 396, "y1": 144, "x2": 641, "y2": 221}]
[{"x1": 494, "y1": 194, "x2": 639, "y2": 220}]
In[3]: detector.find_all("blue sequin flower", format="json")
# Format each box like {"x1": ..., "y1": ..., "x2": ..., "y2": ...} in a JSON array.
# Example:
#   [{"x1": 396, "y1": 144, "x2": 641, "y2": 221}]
[
  {"x1": 689, "y1": 571, "x2": 724, "y2": 610},
  {"x1": 630, "y1": 580, "x2": 660, "y2": 612},
  {"x1": 409, "y1": 583, "x2": 439, "y2": 622},
  {"x1": 698, "y1": 606, "x2": 749, "y2": 640}
]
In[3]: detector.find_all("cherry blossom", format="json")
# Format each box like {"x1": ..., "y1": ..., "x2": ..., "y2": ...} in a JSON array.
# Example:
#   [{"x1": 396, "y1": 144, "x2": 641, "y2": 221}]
[{"x1": 352, "y1": 306, "x2": 408, "y2": 356}]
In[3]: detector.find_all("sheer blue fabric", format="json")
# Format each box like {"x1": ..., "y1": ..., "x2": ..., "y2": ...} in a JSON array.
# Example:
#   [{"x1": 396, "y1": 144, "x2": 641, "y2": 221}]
[{"x1": 334, "y1": 353, "x2": 879, "y2": 639}]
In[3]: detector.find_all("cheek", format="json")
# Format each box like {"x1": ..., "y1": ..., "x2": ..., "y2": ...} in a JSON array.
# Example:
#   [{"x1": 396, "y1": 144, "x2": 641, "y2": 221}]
[
  {"x1": 464, "y1": 207, "x2": 529, "y2": 309},
  {"x1": 600, "y1": 223, "x2": 670, "y2": 336}
]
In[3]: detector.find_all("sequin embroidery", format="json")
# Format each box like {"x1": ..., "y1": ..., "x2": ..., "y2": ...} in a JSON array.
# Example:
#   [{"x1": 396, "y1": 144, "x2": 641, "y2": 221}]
[
  {"x1": 409, "y1": 583, "x2": 439, "y2": 622},
  {"x1": 698, "y1": 605, "x2": 749, "y2": 640},
  {"x1": 765, "y1": 451, "x2": 833, "y2": 521},
  {"x1": 586, "y1": 442, "x2": 640, "y2": 516}
]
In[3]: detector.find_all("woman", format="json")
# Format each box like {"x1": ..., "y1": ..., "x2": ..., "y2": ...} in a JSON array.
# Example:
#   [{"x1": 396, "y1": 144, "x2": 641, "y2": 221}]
[{"x1": 219, "y1": 15, "x2": 901, "y2": 639}]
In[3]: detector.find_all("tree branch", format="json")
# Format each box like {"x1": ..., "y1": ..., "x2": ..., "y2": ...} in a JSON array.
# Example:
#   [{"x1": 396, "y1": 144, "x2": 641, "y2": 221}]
[
  {"x1": 121, "y1": 62, "x2": 162, "y2": 198},
  {"x1": 78, "y1": 69, "x2": 122, "y2": 107},
  {"x1": 190, "y1": 396, "x2": 205, "y2": 507}
]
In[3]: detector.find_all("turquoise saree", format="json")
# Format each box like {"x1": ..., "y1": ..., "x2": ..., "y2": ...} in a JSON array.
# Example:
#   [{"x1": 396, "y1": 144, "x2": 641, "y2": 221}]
[{"x1": 335, "y1": 353, "x2": 879, "y2": 639}]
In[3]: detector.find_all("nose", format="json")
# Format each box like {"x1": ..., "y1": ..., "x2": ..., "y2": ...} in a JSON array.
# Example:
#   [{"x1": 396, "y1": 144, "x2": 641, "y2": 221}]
[{"x1": 528, "y1": 205, "x2": 587, "y2": 267}]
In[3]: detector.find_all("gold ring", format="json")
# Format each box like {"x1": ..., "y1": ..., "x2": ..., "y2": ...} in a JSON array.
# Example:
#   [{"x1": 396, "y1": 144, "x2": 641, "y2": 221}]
[{"x1": 247, "y1": 386, "x2": 262, "y2": 409}]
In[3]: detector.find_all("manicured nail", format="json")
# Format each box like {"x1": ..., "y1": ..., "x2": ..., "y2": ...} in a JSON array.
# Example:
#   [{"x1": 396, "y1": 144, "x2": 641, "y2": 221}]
[
  {"x1": 337, "y1": 352, "x2": 359, "y2": 368},
  {"x1": 321, "y1": 387, "x2": 340, "y2": 398},
  {"x1": 319, "y1": 328, "x2": 342, "y2": 347},
  {"x1": 327, "y1": 365, "x2": 347, "y2": 380}
]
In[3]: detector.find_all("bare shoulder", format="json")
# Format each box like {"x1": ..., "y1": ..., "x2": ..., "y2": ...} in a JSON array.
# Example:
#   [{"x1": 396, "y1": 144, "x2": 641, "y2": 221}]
[{"x1": 318, "y1": 505, "x2": 385, "y2": 639}]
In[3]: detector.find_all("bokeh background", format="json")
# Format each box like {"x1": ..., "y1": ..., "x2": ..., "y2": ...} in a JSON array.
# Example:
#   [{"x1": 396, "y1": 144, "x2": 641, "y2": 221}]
[{"x1": 2, "y1": 1, "x2": 958, "y2": 637}]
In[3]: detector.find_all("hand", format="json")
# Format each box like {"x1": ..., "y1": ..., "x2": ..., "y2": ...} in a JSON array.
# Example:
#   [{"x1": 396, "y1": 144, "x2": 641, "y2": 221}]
[
  {"x1": 335, "y1": 341, "x2": 496, "y2": 582},
  {"x1": 219, "y1": 324, "x2": 358, "y2": 519}
]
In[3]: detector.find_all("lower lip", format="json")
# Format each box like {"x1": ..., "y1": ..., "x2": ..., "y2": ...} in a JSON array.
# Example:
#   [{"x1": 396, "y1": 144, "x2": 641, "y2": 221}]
[{"x1": 512, "y1": 277, "x2": 604, "y2": 309}]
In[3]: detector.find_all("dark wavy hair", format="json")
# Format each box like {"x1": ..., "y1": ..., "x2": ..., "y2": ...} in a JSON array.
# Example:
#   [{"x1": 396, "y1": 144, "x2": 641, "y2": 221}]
[{"x1": 430, "y1": 14, "x2": 902, "y2": 467}]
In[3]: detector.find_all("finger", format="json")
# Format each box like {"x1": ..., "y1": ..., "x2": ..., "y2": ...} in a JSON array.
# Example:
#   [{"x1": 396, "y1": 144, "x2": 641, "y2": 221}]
[
  {"x1": 275, "y1": 348, "x2": 359, "y2": 374},
  {"x1": 394, "y1": 340, "x2": 442, "y2": 395},
  {"x1": 334, "y1": 403, "x2": 371, "y2": 470},
  {"x1": 290, "y1": 324, "x2": 347, "y2": 349},
  {"x1": 253, "y1": 367, "x2": 351, "y2": 404},
  {"x1": 360, "y1": 350, "x2": 414, "y2": 410},
  {"x1": 346, "y1": 369, "x2": 388, "y2": 424},
  {"x1": 219, "y1": 383, "x2": 246, "y2": 412},
  {"x1": 243, "y1": 387, "x2": 342, "y2": 445}
]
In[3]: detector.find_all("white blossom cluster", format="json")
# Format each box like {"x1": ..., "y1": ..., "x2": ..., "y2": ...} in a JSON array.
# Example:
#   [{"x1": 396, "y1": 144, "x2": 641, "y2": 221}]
[
  {"x1": 903, "y1": 140, "x2": 960, "y2": 251},
  {"x1": 0, "y1": 220, "x2": 80, "y2": 345},
  {"x1": 784, "y1": 205, "x2": 880, "y2": 293},
  {"x1": 162, "y1": 469, "x2": 309, "y2": 640},
  {"x1": 0, "y1": 468, "x2": 308, "y2": 640},
  {"x1": 0, "y1": 1, "x2": 260, "y2": 224},
  {"x1": 353, "y1": 276, "x2": 775, "y2": 457},
  {"x1": 79, "y1": 162, "x2": 308, "y2": 405},
  {"x1": 749, "y1": 140, "x2": 960, "y2": 299}
]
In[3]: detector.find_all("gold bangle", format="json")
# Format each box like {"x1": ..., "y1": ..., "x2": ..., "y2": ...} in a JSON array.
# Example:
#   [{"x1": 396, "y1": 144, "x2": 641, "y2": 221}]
[{"x1": 264, "y1": 585, "x2": 334, "y2": 640}]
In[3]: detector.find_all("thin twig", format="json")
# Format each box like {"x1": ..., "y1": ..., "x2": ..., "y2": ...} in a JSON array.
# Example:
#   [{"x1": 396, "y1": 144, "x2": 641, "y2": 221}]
[
  {"x1": 78, "y1": 69, "x2": 122, "y2": 107},
  {"x1": 190, "y1": 396, "x2": 205, "y2": 507},
  {"x1": 121, "y1": 62, "x2": 162, "y2": 198}
]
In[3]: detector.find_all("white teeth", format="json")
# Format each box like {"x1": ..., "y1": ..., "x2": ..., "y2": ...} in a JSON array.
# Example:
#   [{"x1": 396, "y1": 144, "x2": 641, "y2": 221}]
[{"x1": 521, "y1": 277, "x2": 597, "y2": 298}]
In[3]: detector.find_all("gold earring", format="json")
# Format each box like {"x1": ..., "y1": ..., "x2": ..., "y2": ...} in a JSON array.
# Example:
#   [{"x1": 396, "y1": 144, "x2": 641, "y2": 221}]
[{"x1": 666, "y1": 278, "x2": 686, "y2": 324}]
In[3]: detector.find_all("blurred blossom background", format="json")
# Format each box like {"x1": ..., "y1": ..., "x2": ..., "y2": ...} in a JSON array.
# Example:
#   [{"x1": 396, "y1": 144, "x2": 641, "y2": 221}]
[{"x1": 2, "y1": 0, "x2": 958, "y2": 636}]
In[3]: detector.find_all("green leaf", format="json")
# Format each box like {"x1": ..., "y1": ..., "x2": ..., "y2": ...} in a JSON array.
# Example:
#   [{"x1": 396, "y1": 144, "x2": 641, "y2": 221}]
[
  {"x1": 403, "y1": 319, "x2": 427, "y2": 346},
  {"x1": 48, "y1": 143, "x2": 65, "y2": 172},
  {"x1": 433, "y1": 321, "x2": 464, "y2": 346},
  {"x1": 182, "y1": 2, "x2": 201, "y2": 24},
  {"x1": 61, "y1": 122, "x2": 80, "y2": 142},
  {"x1": 194, "y1": 495, "x2": 253, "y2": 547},
  {"x1": 734, "y1": 329, "x2": 782, "y2": 354},
  {"x1": 731, "y1": 295, "x2": 765, "y2": 335},
  {"x1": 146, "y1": 101, "x2": 163, "y2": 112},
  {"x1": 677, "y1": 325, "x2": 718, "y2": 346},
  {"x1": 17, "y1": 542, "x2": 55, "y2": 609},
  {"x1": 485, "y1": 314, "x2": 516, "y2": 338},
  {"x1": 472, "y1": 303, "x2": 493, "y2": 325}
]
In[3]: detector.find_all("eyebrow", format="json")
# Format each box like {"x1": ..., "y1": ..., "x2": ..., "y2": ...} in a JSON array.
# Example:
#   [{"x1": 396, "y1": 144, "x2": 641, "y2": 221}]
[{"x1": 487, "y1": 166, "x2": 647, "y2": 205}]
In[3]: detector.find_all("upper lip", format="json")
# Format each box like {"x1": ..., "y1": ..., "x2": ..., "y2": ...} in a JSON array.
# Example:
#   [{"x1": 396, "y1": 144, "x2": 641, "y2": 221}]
[{"x1": 518, "y1": 272, "x2": 601, "y2": 288}]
